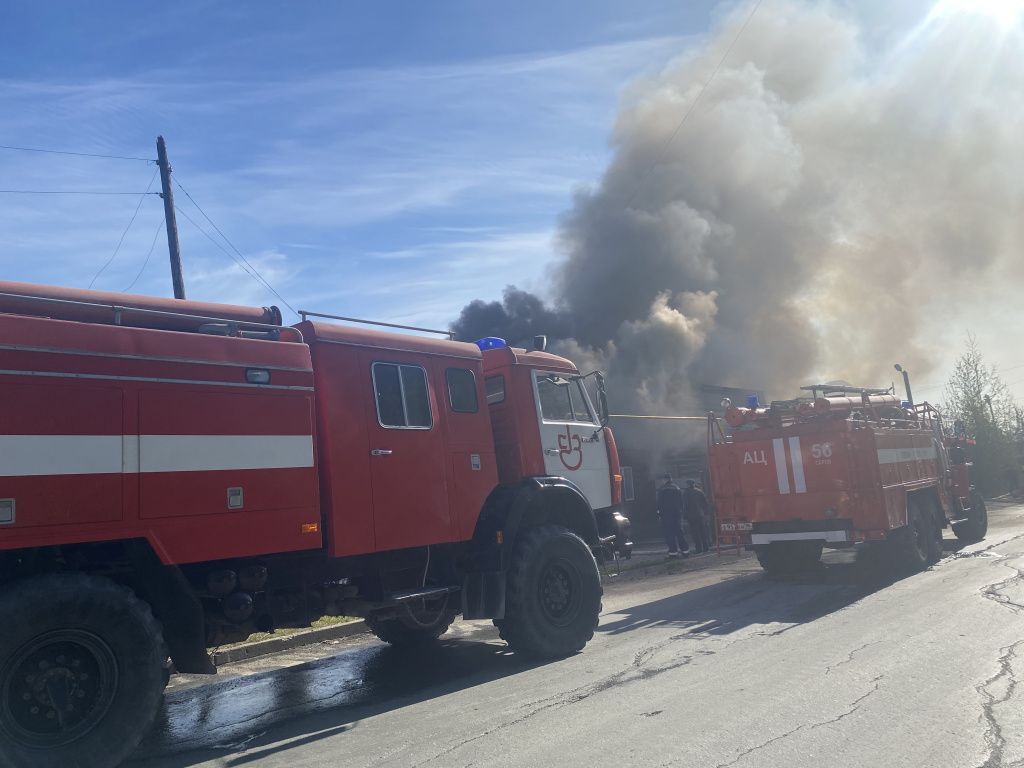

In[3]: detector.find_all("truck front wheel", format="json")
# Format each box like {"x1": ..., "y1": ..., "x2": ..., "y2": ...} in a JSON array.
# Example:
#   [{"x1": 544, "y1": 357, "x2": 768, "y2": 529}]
[
  {"x1": 0, "y1": 573, "x2": 167, "y2": 768},
  {"x1": 496, "y1": 525, "x2": 602, "y2": 658},
  {"x1": 952, "y1": 490, "x2": 988, "y2": 543}
]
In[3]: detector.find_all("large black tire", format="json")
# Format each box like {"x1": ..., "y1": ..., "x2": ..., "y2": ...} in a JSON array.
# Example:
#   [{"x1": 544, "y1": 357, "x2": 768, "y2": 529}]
[
  {"x1": 888, "y1": 498, "x2": 936, "y2": 572},
  {"x1": 755, "y1": 541, "x2": 823, "y2": 576},
  {"x1": 952, "y1": 490, "x2": 988, "y2": 543},
  {"x1": 0, "y1": 573, "x2": 167, "y2": 768},
  {"x1": 366, "y1": 600, "x2": 458, "y2": 648},
  {"x1": 495, "y1": 525, "x2": 602, "y2": 658}
]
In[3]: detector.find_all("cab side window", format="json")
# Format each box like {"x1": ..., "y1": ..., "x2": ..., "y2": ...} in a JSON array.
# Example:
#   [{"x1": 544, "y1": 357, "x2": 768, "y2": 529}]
[
  {"x1": 372, "y1": 362, "x2": 432, "y2": 428},
  {"x1": 446, "y1": 368, "x2": 479, "y2": 413}
]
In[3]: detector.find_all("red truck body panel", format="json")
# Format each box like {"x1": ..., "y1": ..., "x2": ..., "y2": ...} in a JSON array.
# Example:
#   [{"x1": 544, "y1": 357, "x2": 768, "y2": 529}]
[
  {"x1": 711, "y1": 404, "x2": 956, "y2": 545},
  {"x1": 0, "y1": 312, "x2": 322, "y2": 564}
]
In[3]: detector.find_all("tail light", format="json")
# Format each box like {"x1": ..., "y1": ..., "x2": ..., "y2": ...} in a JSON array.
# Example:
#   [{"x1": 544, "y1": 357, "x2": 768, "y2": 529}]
[{"x1": 603, "y1": 426, "x2": 623, "y2": 506}]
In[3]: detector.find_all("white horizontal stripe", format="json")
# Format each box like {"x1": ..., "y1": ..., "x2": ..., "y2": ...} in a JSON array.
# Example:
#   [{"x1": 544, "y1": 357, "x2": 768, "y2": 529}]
[
  {"x1": 140, "y1": 435, "x2": 314, "y2": 473},
  {"x1": 0, "y1": 435, "x2": 313, "y2": 476},
  {"x1": 0, "y1": 368, "x2": 313, "y2": 391},
  {"x1": 752, "y1": 530, "x2": 850, "y2": 544},
  {"x1": 877, "y1": 446, "x2": 938, "y2": 465},
  {"x1": 0, "y1": 436, "x2": 123, "y2": 476}
]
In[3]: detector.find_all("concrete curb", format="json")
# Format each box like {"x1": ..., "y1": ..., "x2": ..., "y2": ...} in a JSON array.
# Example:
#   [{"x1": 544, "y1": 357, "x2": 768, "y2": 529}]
[{"x1": 213, "y1": 619, "x2": 369, "y2": 666}]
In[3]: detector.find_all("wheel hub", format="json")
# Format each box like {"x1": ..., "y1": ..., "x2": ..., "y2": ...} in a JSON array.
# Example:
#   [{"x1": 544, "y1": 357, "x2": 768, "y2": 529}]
[
  {"x1": 538, "y1": 559, "x2": 582, "y2": 626},
  {"x1": 2, "y1": 630, "x2": 117, "y2": 747}
]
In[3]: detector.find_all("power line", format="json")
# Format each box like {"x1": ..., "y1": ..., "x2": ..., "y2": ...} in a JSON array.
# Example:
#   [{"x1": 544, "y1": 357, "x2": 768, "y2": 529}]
[
  {"x1": 172, "y1": 178, "x2": 297, "y2": 315},
  {"x1": 123, "y1": 217, "x2": 166, "y2": 293},
  {"x1": 623, "y1": 0, "x2": 764, "y2": 210},
  {"x1": 0, "y1": 144, "x2": 153, "y2": 162},
  {"x1": 172, "y1": 203, "x2": 296, "y2": 315},
  {"x1": 0, "y1": 189, "x2": 160, "y2": 195},
  {"x1": 88, "y1": 167, "x2": 160, "y2": 289}
]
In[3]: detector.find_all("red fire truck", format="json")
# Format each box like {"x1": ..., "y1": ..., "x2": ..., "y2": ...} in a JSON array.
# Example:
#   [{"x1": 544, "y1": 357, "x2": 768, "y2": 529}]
[
  {"x1": 0, "y1": 281, "x2": 630, "y2": 768},
  {"x1": 708, "y1": 384, "x2": 987, "y2": 575}
]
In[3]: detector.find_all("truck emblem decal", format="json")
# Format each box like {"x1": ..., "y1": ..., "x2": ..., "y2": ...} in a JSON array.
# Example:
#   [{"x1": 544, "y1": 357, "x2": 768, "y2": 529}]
[
  {"x1": 743, "y1": 450, "x2": 768, "y2": 466},
  {"x1": 557, "y1": 426, "x2": 584, "y2": 471}
]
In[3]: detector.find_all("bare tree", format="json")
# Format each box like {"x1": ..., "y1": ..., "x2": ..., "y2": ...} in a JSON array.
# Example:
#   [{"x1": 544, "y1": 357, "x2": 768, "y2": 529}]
[{"x1": 942, "y1": 334, "x2": 1018, "y2": 495}]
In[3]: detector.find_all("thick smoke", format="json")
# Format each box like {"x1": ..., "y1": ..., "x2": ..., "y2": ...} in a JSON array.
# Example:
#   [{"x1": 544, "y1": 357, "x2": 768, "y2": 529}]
[{"x1": 452, "y1": 1, "x2": 1024, "y2": 418}]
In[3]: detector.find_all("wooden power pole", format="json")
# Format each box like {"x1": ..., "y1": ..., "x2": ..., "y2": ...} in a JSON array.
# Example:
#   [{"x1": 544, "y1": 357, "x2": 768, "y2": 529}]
[{"x1": 156, "y1": 136, "x2": 186, "y2": 299}]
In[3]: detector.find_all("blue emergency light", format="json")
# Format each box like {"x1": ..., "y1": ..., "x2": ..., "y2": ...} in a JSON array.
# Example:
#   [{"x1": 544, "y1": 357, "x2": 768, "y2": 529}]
[
  {"x1": 746, "y1": 394, "x2": 760, "y2": 409},
  {"x1": 475, "y1": 337, "x2": 507, "y2": 351}
]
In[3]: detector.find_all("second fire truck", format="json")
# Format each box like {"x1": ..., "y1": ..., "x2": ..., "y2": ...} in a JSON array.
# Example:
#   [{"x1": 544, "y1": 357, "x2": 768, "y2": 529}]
[{"x1": 709, "y1": 384, "x2": 987, "y2": 575}]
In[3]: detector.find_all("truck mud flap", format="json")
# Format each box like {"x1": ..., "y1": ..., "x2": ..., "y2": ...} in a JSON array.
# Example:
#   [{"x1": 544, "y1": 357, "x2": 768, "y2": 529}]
[{"x1": 462, "y1": 571, "x2": 505, "y2": 620}]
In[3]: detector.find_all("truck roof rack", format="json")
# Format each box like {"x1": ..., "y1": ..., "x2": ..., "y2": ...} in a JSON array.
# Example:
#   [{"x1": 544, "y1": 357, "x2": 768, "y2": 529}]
[
  {"x1": 0, "y1": 290, "x2": 299, "y2": 342},
  {"x1": 298, "y1": 309, "x2": 455, "y2": 339}
]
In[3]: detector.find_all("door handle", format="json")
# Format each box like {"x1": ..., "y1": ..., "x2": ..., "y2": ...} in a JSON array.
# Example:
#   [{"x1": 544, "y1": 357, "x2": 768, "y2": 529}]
[
  {"x1": 544, "y1": 448, "x2": 559, "y2": 456},
  {"x1": 371, "y1": 449, "x2": 393, "y2": 456}
]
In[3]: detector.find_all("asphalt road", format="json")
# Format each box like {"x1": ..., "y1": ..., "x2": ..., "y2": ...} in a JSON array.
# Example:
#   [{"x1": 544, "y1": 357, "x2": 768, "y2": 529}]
[{"x1": 133, "y1": 501, "x2": 1024, "y2": 768}]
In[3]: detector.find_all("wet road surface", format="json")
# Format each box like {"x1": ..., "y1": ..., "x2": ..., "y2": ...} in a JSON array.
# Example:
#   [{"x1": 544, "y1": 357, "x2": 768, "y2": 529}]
[{"x1": 132, "y1": 502, "x2": 1024, "y2": 767}]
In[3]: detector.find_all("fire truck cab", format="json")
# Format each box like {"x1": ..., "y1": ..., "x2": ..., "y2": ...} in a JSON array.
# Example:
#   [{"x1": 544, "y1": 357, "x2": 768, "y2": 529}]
[{"x1": 0, "y1": 281, "x2": 629, "y2": 768}]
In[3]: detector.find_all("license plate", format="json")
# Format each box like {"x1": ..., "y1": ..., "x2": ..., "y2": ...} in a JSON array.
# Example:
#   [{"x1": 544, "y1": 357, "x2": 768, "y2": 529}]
[{"x1": 720, "y1": 521, "x2": 752, "y2": 532}]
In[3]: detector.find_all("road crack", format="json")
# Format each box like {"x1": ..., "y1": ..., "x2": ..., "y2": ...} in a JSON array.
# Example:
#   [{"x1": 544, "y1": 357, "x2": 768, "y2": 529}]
[
  {"x1": 825, "y1": 641, "x2": 881, "y2": 675},
  {"x1": 708, "y1": 676, "x2": 885, "y2": 768},
  {"x1": 974, "y1": 641, "x2": 1023, "y2": 768}
]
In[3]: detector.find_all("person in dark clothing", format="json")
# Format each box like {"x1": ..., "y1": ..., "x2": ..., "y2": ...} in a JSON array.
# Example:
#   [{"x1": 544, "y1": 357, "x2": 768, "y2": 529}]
[
  {"x1": 657, "y1": 474, "x2": 688, "y2": 556},
  {"x1": 683, "y1": 479, "x2": 711, "y2": 553}
]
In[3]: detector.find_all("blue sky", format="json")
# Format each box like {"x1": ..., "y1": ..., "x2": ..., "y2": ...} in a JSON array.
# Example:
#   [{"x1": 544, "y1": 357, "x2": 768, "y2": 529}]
[{"x1": 0, "y1": 0, "x2": 728, "y2": 326}]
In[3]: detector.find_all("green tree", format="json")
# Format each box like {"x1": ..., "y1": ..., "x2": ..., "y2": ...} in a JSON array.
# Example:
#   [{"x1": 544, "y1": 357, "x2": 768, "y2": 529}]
[{"x1": 942, "y1": 335, "x2": 1018, "y2": 496}]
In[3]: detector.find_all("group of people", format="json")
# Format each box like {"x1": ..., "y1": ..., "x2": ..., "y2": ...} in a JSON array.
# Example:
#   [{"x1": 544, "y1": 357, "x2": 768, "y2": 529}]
[{"x1": 656, "y1": 474, "x2": 712, "y2": 557}]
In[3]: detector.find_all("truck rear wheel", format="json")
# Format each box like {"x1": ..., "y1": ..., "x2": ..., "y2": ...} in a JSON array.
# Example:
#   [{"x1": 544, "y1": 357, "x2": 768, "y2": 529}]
[
  {"x1": 952, "y1": 490, "x2": 988, "y2": 543},
  {"x1": 0, "y1": 573, "x2": 167, "y2": 768},
  {"x1": 755, "y1": 542, "x2": 823, "y2": 576},
  {"x1": 889, "y1": 499, "x2": 937, "y2": 571},
  {"x1": 496, "y1": 525, "x2": 602, "y2": 658},
  {"x1": 366, "y1": 599, "x2": 458, "y2": 647}
]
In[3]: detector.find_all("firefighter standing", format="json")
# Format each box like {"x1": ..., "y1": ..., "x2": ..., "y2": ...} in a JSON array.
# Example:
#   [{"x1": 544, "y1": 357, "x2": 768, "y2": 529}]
[
  {"x1": 657, "y1": 474, "x2": 688, "y2": 557},
  {"x1": 683, "y1": 479, "x2": 711, "y2": 554}
]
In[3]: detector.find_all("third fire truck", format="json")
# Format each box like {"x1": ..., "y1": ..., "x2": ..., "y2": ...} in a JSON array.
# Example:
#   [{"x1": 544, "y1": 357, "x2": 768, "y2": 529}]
[{"x1": 708, "y1": 384, "x2": 987, "y2": 575}]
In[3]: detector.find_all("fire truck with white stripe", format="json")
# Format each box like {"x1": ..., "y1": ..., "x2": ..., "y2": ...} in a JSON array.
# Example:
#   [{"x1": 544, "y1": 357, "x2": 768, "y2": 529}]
[
  {"x1": 708, "y1": 384, "x2": 987, "y2": 575},
  {"x1": 0, "y1": 280, "x2": 630, "y2": 768}
]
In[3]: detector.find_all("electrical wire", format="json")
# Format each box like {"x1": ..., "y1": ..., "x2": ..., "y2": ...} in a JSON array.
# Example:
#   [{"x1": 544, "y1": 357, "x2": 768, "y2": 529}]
[
  {"x1": 0, "y1": 144, "x2": 153, "y2": 162},
  {"x1": 172, "y1": 178, "x2": 297, "y2": 314},
  {"x1": 123, "y1": 218, "x2": 166, "y2": 293},
  {"x1": 88, "y1": 167, "x2": 159, "y2": 289},
  {"x1": 623, "y1": 0, "x2": 764, "y2": 209},
  {"x1": 173, "y1": 203, "x2": 297, "y2": 314},
  {"x1": 0, "y1": 189, "x2": 160, "y2": 195}
]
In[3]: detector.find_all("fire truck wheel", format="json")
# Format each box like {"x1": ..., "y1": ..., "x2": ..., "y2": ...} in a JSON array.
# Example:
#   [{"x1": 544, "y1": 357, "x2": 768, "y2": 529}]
[
  {"x1": 365, "y1": 600, "x2": 459, "y2": 647},
  {"x1": 754, "y1": 542, "x2": 823, "y2": 576},
  {"x1": 0, "y1": 572, "x2": 167, "y2": 768},
  {"x1": 890, "y1": 500, "x2": 934, "y2": 572},
  {"x1": 496, "y1": 525, "x2": 603, "y2": 658},
  {"x1": 952, "y1": 490, "x2": 988, "y2": 543}
]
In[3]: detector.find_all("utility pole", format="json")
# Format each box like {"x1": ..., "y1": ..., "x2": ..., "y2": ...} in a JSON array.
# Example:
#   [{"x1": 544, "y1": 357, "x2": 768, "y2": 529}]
[{"x1": 156, "y1": 136, "x2": 186, "y2": 299}]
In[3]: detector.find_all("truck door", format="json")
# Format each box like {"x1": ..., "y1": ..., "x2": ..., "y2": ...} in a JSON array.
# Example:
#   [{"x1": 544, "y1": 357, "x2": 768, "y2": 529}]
[
  {"x1": 362, "y1": 354, "x2": 452, "y2": 551},
  {"x1": 532, "y1": 370, "x2": 611, "y2": 509}
]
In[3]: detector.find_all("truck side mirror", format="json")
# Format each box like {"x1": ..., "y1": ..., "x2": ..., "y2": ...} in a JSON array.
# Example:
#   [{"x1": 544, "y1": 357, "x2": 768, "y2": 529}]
[{"x1": 596, "y1": 372, "x2": 610, "y2": 428}]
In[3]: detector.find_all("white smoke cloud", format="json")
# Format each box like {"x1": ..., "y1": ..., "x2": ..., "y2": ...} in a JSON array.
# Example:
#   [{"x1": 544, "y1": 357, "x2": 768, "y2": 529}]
[{"x1": 454, "y1": 0, "x2": 1024, "y2": 414}]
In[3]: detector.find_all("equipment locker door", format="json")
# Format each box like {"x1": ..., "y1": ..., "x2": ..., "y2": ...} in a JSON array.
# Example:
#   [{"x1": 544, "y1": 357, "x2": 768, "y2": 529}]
[{"x1": 361, "y1": 353, "x2": 452, "y2": 551}]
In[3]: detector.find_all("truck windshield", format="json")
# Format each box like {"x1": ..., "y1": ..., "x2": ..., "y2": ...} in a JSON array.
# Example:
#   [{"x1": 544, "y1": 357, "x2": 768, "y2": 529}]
[{"x1": 537, "y1": 374, "x2": 593, "y2": 423}]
